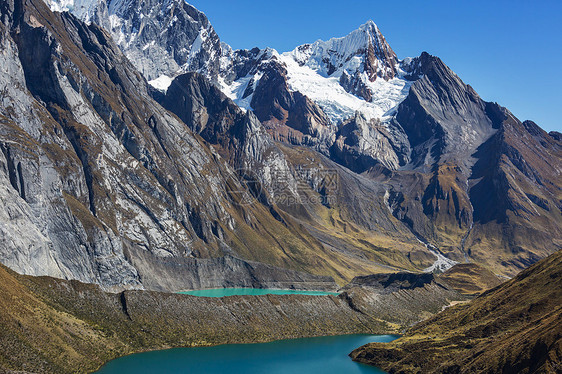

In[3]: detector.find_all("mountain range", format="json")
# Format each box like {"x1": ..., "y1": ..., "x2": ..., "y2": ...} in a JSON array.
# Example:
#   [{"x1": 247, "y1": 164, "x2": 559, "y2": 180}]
[
  {"x1": 0, "y1": 0, "x2": 560, "y2": 296},
  {"x1": 0, "y1": 0, "x2": 561, "y2": 373}
]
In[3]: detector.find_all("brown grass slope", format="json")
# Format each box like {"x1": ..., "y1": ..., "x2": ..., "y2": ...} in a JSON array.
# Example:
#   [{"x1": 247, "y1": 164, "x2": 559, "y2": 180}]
[
  {"x1": 350, "y1": 249, "x2": 562, "y2": 373},
  {"x1": 0, "y1": 264, "x2": 123, "y2": 373},
  {"x1": 437, "y1": 263, "x2": 503, "y2": 296}
]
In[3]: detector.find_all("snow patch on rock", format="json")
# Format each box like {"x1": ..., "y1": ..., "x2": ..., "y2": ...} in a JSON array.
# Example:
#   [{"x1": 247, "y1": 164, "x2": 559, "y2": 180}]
[{"x1": 149, "y1": 75, "x2": 174, "y2": 92}]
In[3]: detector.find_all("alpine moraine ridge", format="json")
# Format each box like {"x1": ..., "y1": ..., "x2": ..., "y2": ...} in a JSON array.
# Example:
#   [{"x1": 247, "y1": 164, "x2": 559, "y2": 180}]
[{"x1": 0, "y1": 0, "x2": 560, "y2": 372}]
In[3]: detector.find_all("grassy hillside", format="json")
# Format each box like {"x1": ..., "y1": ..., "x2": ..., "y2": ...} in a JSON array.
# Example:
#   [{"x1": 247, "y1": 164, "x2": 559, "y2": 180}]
[
  {"x1": 350, "y1": 249, "x2": 562, "y2": 373},
  {"x1": 437, "y1": 263, "x2": 503, "y2": 295},
  {"x1": 0, "y1": 264, "x2": 124, "y2": 373}
]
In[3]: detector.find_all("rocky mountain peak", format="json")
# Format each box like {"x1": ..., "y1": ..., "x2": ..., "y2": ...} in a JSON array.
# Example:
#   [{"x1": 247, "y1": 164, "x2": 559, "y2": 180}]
[
  {"x1": 285, "y1": 19, "x2": 398, "y2": 82},
  {"x1": 108, "y1": 0, "x2": 222, "y2": 81},
  {"x1": 45, "y1": 0, "x2": 409, "y2": 125},
  {"x1": 44, "y1": 0, "x2": 100, "y2": 22}
]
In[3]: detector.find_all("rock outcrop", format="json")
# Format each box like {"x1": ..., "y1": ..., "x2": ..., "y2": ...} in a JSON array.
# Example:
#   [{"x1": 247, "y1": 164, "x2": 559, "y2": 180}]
[
  {"x1": 343, "y1": 272, "x2": 440, "y2": 295},
  {"x1": 341, "y1": 271, "x2": 466, "y2": 328},
  {"x1": 331, "y1": 112, "x2": 409, "y2": 172}
]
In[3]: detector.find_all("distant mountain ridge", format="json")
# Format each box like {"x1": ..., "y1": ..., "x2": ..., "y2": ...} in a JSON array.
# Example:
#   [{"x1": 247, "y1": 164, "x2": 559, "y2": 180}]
[{"x1": 45, "y1": 0, "x2": 414, "y2": 125}]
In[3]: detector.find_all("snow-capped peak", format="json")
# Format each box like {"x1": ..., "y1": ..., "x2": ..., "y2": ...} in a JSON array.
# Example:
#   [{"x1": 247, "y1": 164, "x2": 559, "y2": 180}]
[
  {"x1": 43, "y1": 0, "x2": 223, "y2": 82},
  {"x1": 249, "y1": 20, "x2": 409, "y2": 125},
  {"x1": 360, "y1": 19, "x2": 378, "y2": 30},
  {"x1": 217, "y1": 20, "x2": 413, "y2": 125},
  {"x1": 284, "y1": 20, "x2": 398, "y2": 81},
  {"x1": 43, "y1": 0, "x2": 415, "y2": 127},
  {"x1": 358, "y1": 19, "x2": 383, "y2": 38}
]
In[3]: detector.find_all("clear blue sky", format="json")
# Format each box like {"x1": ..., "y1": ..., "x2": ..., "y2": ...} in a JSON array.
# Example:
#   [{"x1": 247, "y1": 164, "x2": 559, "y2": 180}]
[{"x1": 189, "y1": 0, "x2": 561, "y2": 133}]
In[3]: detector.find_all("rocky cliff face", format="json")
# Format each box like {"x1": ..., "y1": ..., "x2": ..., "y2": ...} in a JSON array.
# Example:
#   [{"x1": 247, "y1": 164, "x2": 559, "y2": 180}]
[
  {"x1": 105, "y1": 0, "x2": 222, "y2": 81},
  {"x1": 331, "y1": 112, "x2": 409, "y2": 172},
  {"x1": 0, "y1": 0, "x2": 141, "y2": 290},
  {"x1": 0, "y1": 0, "x2": 347, "y2": 291},
  {"x1": 248, "y1": 59, "x2": 336, "y2": 153},
  {"x1": 396, "y1": 52, "x2": 498, "y2": 170},
  {"x1": 156, "y1": 71, "x2": 308, "y2": 209}
]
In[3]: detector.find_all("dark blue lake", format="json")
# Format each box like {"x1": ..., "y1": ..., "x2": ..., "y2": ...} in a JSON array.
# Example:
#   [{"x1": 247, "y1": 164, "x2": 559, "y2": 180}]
[{"x1": 96, "y1": 334, "x2": 397, "y2": 373}]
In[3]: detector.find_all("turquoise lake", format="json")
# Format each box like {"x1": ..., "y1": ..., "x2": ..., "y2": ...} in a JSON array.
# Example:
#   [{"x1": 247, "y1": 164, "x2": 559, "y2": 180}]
[
  {"x1": 177, "y1": 288, "x2": 340, "y2": 297},
  {"x1": 96, "y1": 334, "x2": 397, "y2": 374}
]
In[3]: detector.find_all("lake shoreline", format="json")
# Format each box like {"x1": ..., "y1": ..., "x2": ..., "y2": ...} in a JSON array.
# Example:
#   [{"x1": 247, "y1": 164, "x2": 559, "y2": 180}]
[
  {"x1": 91, "y1": 331, "x2": 398, "y2": 373},
  {"x1": 95, "y1": 334, "x2": 401, "y2": 373}
]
